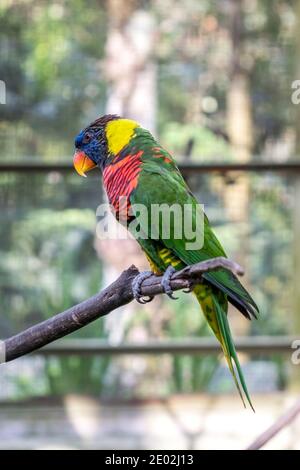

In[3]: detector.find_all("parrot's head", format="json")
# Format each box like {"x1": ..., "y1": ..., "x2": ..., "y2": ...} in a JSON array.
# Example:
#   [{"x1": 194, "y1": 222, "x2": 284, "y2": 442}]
[{"x1": 73, "y1": 114, "x2": 140, "y2": 176}]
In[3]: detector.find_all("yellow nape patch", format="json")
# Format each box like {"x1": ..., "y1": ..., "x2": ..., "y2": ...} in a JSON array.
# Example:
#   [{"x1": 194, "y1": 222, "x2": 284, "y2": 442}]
[{"x1": 105, "y1": 119, "x2": 139, "y2": 156}]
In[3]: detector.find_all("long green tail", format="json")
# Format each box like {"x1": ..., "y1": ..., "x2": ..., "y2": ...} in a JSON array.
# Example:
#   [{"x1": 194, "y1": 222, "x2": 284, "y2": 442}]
[{"x1": 194, "y1": 284, "x2": 254, "y2": 411}]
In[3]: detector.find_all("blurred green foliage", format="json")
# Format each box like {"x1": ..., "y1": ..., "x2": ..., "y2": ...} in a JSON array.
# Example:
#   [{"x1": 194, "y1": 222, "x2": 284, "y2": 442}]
[{"x1": 0, "y1": 0, "x2": 107, "y2": 159}]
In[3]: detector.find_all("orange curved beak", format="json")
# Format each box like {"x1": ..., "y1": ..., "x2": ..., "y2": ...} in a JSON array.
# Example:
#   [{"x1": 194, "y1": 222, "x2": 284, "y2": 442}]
[{"x1": 73, "y1": 150, "x2": 97, "y2": 177}]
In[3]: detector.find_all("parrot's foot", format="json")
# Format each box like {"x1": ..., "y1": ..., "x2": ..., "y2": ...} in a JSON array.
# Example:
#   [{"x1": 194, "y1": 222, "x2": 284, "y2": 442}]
[
  {"x1": 161, "y1": 265, "x2": 178, "y2": 300},
  {"x1": 182, "y1": 282, "x2": 194, "y2": 294},
  {"x1": 132, "y1": 271, "x2": 154, "y2": 304}
]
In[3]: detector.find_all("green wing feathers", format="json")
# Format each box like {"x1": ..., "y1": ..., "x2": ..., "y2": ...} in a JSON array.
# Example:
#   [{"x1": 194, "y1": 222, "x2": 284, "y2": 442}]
[
  {"x1": 130, "y1": 144, "x2": 258, "y2": 409},
  {"x1": 194, "y1": 284, "x2": 254, "y2": 411},
  {"x1": 203, "y1": 269, "x2": 259, "y2": 320}
]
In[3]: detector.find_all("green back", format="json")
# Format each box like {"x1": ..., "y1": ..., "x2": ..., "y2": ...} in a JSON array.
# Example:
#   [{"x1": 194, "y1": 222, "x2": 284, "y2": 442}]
[{"x1": 129, "y1": 128, "x2": 258, "y2": 317}]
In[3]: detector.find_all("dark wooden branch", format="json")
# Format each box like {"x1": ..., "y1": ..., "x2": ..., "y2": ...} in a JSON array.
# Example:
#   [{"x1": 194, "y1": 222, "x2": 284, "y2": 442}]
[{"x1": 0, "y1": 257, "x2": 243, "y2": 364}]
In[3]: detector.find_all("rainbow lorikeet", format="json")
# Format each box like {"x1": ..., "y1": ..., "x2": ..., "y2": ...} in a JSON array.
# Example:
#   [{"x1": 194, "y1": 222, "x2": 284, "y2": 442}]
[{"x1": 73, "y1": 114, "x2": 259, "y2": 410}]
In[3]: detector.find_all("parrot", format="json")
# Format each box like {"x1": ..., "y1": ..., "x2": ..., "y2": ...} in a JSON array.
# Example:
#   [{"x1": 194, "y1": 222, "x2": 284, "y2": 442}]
[{"x1": 73, "y1": 114, "x2": 259, "y2": 410}]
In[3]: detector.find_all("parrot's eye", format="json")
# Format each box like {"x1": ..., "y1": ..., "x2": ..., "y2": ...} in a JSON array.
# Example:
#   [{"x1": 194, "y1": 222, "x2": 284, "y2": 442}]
[{"x1": 83, "y1": 132, "x2": 92, "y2": 144}]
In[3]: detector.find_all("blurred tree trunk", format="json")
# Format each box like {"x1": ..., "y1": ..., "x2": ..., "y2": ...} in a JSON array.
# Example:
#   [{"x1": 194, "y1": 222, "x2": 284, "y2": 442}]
[
  {"x1": 291, "y1": 0, "x2": 300, "y2": 389},
  {"x1": 225, "y1": 0, "x2": 253, "y2": 335},
  {"x1": 95, "y1": 0, "x2": 161, "y2": 351},
  {"x1": 96, "y1": 2, "x2": 173, "y2": 396},
  {"x1": 104, "y1": 0, "x2": 157, "y2": 132}
]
